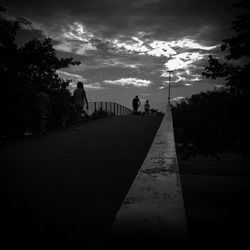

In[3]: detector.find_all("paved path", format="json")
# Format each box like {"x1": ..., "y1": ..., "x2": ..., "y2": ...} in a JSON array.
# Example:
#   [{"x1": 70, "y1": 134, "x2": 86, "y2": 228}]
[{"x1": 0, "y1": 116, "x2": 163, "y2": 246}]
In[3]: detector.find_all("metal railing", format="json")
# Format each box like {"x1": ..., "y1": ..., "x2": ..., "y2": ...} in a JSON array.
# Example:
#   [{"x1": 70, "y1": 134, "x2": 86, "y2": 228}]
[
  {"x1": 87, "y1": 102, "x2": 132, "y2": 116},
  {"x1": 0, "y1": 101, "x2": 133, "y2": 138}
]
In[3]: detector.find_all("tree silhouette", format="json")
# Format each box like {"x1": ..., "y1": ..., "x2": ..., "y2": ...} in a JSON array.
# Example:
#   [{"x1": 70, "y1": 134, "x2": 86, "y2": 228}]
[
  {"x1": 172, "y1": 88, "x2": 249, "y2": 158},
  {"x1": 203, "y1": 0, "x2": 250, "y2": 93},
  {"x1": 0, "y1": 6, "x2": 20, "y2": 90},
  {"x1": 0, "y1": 6, "x2": 80, "y2": 97},
  {"x1": 0, "y1": 6, "x2": 19, "y2": 47},
  {"x1": 17, "y1": 38, "x2": 80, "y2": 91},
  {"x1": 0, "y1": 6, "x2": 81, "y2": 136}
]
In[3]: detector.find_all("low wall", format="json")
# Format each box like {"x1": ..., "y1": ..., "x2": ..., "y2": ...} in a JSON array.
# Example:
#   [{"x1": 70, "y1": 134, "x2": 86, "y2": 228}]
[{"x1": 112, "y1": 102, "x2": 187, "y2": 241}]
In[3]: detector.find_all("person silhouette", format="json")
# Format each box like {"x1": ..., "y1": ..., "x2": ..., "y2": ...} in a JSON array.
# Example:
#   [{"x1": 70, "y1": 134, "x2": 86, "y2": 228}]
[
  {"x1": 34, "y1": 86, "x2": 51, "y2": 135},
  {"x1": 144, "y1": 100, "x2": 150, "y2": 114},
  {"x1": 59, "y1": 82, "x2": 72, "y2": 128},
  {"x1": 132, "y1": 95, "x2": 141, "y2": 114},
  {"x1": 73, "y1": 81, "x2": 88, "y2": 128}
]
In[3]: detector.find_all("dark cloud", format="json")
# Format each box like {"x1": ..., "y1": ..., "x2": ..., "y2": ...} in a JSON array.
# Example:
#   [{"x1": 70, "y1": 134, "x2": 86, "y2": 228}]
[{"x1": 2, "y1": 0, "x2": 236, "y2": 43}]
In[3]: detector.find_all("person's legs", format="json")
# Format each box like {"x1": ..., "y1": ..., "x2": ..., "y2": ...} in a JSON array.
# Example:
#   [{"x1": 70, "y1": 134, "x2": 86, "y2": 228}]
[
  {"x1": 135, "y1": 106, "x2": 138, "y2": 114},
  {"x1": 75, "y1": 105, "x2": 83, "y2": 128},
  {"x1": 61, "y1": 109, "x2": 66, "y2": 127},
  {"x1": 39, "y1": 113, "x2": 48, "y2": 135},
  {"x1": 34, "y1": 111, "x2": 40, "y2": 136},
  {"x1": 133, "y1": 105, "x2": 138, "y2": 114},
  {"x1": 61, "y1": 106, "x2": 70, "y2": 127}
]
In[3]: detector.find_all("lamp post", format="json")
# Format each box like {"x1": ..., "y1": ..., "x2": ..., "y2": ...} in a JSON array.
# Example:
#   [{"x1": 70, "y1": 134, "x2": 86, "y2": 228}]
[{"x1": 167, "y1": 70, "x2": 173, "y2": 102}]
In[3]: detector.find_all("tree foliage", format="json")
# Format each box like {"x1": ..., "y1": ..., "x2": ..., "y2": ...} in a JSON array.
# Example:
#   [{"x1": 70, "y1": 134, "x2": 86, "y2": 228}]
[
  {"x1": 17, "y1": 38, "x2": 80, "y2": 91},
  {"x1": 174, "y1": 0, "x2": 250, "y2": 157},
  {"x1": 172, "y1": 88, "x2": 250, "y2": 157},
  {"x1": 0, "y1": 6, "x2": 81, "y2": 136},
  {"x1": 0, "y1": 6, "x2": 80, "y2": 96},
  {"x1": 0, "y1": 6, "x2": 19, "y2": 47},
  {"x1": 203, "y1": 0, "x2": 250, "y2": 93}
]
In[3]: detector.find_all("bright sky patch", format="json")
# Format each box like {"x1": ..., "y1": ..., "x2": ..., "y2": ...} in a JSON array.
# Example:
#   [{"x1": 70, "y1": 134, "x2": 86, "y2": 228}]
[
  {"x1": 57, "y1": 70, "x2": 86, "y2": 82},
  {"x1": 104, "y1": 78, "x2": 152, "y2": 87}
]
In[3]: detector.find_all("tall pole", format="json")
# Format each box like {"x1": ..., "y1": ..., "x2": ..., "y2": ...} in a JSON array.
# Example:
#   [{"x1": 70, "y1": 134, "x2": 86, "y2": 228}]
[{"x1": 167, "y1": 70, "x2": 173, "y2": 102}]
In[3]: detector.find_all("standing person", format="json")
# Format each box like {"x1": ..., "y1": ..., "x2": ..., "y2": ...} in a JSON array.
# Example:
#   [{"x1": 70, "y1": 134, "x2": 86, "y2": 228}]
[
  {"x1": 73, "y1": 81, "x2": 88, "y2": 128},
  {"x1": 132, "y1": 95, "x2": 141, "y2": 114},
  {"x1": 144, "y1": 100, "x2": 150, "y2": 114},
  {"x1": 34, "y1": 87, "x2": 51, "y2": 135},
  {"x1": 59, "y1": 82, "x2": 72, "y2": 128}
]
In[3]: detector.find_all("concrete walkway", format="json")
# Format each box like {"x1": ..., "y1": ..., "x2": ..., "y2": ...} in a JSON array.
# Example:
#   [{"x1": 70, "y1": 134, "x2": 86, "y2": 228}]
[{"x1": 0, "y1": 115, "x2": 163, "y2": 246}]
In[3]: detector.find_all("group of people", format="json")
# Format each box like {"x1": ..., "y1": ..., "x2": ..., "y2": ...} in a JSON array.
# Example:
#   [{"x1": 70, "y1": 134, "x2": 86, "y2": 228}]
[
  {"x1": 35, "y1": 85, "x2": 151, "y2": 135},
  {"x1": 35, "y1": 81, "x2": 88, "y2": 135},
  {"x1": 58, "y1": 81, "x2": 89, "y2": 129},
  {"x1": 132, "y1": 95, "x2": 151, "y2": 114}
]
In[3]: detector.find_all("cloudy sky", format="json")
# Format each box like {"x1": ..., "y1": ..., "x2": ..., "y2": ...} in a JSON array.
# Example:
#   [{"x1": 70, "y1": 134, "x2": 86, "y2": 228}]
[{"x1": 2, "y1": 0, "x2": 237, "y2": 111}]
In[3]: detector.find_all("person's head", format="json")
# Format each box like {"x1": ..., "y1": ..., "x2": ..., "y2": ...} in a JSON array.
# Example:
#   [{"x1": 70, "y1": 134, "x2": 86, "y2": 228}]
[
  {"x1": 77, "y1": 81, "x2": 84, "y2": 89},
  {"x1": 136, "y1": 95, "x2": 138, "y2": 98},
  {"x1": 146, "y1": 100, "x2": 149, "y2": 103}
]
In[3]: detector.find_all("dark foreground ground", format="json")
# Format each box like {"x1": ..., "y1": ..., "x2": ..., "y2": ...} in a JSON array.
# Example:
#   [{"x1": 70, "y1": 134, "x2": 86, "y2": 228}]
[
  {"x1": 1, "y1": 115, "x2": 250, "y2": 248},
  {"x1": 178, "y1": 153, "x2": 250, "y2": 246},
  {"x1": 0, "y1": 115, "x2": 163, "y2": 248}
]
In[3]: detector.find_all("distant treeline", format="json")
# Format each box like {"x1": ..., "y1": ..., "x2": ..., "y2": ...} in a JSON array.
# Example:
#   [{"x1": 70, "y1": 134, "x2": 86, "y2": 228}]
[
  {"x1": 172, "y1": 89, "x2": 250, "y2": 156},
  {"x1": 173, "y1": 0, "x2": 250, "y2": 157}
]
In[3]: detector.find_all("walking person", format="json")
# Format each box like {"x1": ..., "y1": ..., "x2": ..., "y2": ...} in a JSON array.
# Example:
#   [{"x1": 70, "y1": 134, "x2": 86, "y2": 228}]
[
  {"x1": 132, "y1": 95, "x2": 141, "y2": 114},
  {"x1": 144, "y1": 100, "x2": 150, "y2": 114},
  {"x1": 73, "y1": 81, "x2": 88, "y2": 128},
  {"x1": 34, "y1": 86, "x2": 51, "y2": 135},
  {"x1": 59, "y1": 82, "x2": 72, "y2": 128}
]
